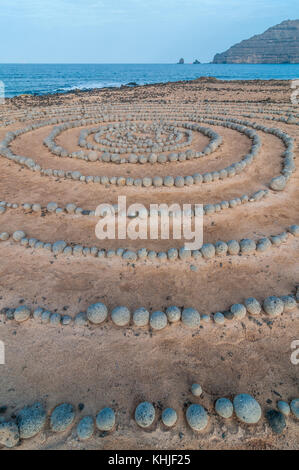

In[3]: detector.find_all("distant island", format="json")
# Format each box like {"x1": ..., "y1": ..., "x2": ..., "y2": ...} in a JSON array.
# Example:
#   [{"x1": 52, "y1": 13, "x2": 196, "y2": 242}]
[{"x1": 213, "y1": 19, "x2": 299, "y2": 64}]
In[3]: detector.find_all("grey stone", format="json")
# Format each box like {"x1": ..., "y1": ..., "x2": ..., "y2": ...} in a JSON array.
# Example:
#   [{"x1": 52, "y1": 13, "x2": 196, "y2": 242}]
[
  {"x1": 17, "y1": 402, "x2": 46, "y2": 439},
  {"x1": 96, "y1": 408, "x2": 115, "y2": 431},
  {"x1": 227, "y1": 240, "x2": 240, "y2": 255},
  {"x1": 52, "y1": 240, "x2": 67, "y2": 254},
  {"x1": 150, "y1": 311, "x2": 168, "y2": 330},
  {"x1": 201, "y1": 243, "x2": 215, "y2": 259},
  {"x1": 215, "y1": 398, "x2": 233, "y2": 418},
  {"x1": 0, "y1": 421, "x2": 19, "y2": 448},
  {"x1": 166, "y1": 306, "x2": 181, "y2": 323},
  {"x1": 230, "y1": 303, "x2": 246, "y2": 319},
  {"x1": 270, "y1": 175, "x2": 286, "y2": 191},
  {"x1": 240, "y1": 239, "x2": 256, "y2": 254},
  {"x1": 0, "y1": 232, "x2": 9, "y2": 241},
  {"x1": 233, "y1": 394, "x2": 261, "y2": 424},
  {"x1": 133, "y1": 307, "x2": 150, "y2": 327},
  {"x1": 214, "y1": 312, "x2": 225, "y2": 324},
  {"x1": 280, "y1": 295, "x2": 297, "y2": 311},
  {"x1": 87, "y1": 303, "x2": 108, "y2": 324},
  {"x1": 244, "y1": 298, "x2": 261, "y2": 315},
  {"x1": 288, "y1": 225, "x2": 299, "y2": 237},
  {"x1": 135, "y1": 402, "x2": 155, "y2": 428},
  {"x1": 111, "y1": 306, "x2": 131, "y2": 326},
  {"x1": 162, "y1": 408, "x2": 177, "y2": 427},
  {"x1": 182, "y1": 308, "x2": 200, "y2": 328},
  {"x1": 50, "y1": 313, "x2": 61, "y2": 325},
  {"x1": 186, "y1": 404, "x2": 208, "y2": 431},
  {"x1": 50, "y1": 403, "x2": 75, "y2": 432},
  {"x1": 13, "y1": 230, "x2": 26, "y2": 242},
  {"x1": 191, "y1": 384, "x2": 202, "y2": 397},
  {"x1": 77, "y1": 416, "x2": 94, "y2": 440},
  {"x1": 290, "y1": 399, "x2": 299, "y2": 418},
  {"x1": 263, "y1": 296, "x2": 284, "y2": 317},
  {"x1": 277, "y1": 401, "x2": 290, "y2": 416},
  {"x1": 14, "y1": 305, "x2": 31, "y2": 322},
  {"x1": 266, "y1": 410, "x2": 286, "y2": 435}
]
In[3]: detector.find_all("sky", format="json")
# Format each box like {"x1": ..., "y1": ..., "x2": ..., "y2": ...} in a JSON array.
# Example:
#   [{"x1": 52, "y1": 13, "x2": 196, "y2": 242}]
[{"x1": 0, "y1": 0, "x2": 299, "y2": 63}]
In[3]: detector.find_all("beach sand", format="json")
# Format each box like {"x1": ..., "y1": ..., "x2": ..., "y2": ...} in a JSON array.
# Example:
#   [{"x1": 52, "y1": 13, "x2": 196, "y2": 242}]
[{"x1": 0, "y1": 78, "x2": 298, "y2": 450}]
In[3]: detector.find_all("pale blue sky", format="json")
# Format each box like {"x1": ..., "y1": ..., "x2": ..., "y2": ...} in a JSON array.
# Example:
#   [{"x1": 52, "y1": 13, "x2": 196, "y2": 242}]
[{"x1": 0, "y1": 0, "x2": 298, "y2": 63}]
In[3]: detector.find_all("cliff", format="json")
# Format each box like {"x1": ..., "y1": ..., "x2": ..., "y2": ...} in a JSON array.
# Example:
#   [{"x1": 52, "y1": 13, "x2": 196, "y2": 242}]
[{"x1": 213, "y1": 19, "x2": 299, "y2": 64}]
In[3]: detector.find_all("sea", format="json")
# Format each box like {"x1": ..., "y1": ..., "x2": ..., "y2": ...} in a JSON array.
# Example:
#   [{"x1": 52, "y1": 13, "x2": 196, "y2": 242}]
[{"x1": 1, "y1": 63, "x2": 299, "y2": 98}]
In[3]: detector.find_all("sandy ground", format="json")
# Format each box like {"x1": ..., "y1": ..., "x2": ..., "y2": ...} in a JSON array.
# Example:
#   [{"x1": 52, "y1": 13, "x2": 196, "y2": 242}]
[{"x1": 0, "y1": 78, "x2": 298, "y2": 450}]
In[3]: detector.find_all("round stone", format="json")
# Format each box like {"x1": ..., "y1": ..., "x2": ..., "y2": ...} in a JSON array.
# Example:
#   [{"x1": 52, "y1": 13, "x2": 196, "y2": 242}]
[
  {"x1": 256, "y1": 237, "x2": 272, "y2": 252},
  {"x1": 0, "y1": 422, "x2": 19, "y2": 448},
  {"x1": 162, "y1": 408, "x2": 177, "y2": 427},
  {"x1": 50, "y1": 313, "x2": 61, "y2": 325},
  {"x1": 201, "y1": 243, "x2": 215, "y2": 259},
  {"x1": 186, "y1": 404, "x2": 208, "y2": 431},
  {"x1": 87, "y1": 303, "x2": 108, "y2": 324},
  {"x1": 215, "y1": 241, "x2": 228, "y2": 257},
  {"x1": 77, "y1": 416, "x2": 94, "y2": 441},
  {"x1": 263, "y1": 296, "x2": 284, "y2": 317},
  {"x1": 47, "y1": 202, "x2": 58, "y2": 212},
  {"x1": 214, "y1": 312, "x2": 225, "y2": 324},
  {"x1": 50, "y1": 403, "x2": 75, "y2": 432},
  {"x1": 277, "y1": 401, "x2": 290, "y2": 417},
  {"x1": 230, "y1": 303, "x2": 246, "y2": 319},
  {"x1": 266, "y1": 410, "x2": 286, "y2": 435},
  {"x1": 96, "y1": 408, "x2": 115, "y2": 431},
  {"x1": 135, "y1": 402, "x2": 155, "y2": 428},
  {"x1": 17, "y1": 402, "x2": 46, "y2": 439},
  {"x1": 52, "y1": 240, "x2": 67, "y2": 254},
  {"x1": 215, "y1": 398, "x2": 234, "y2": 419},
  {"x1": 191, "y1": 384, "x2": 202, "y2": 397},
  {"x1": 133, "y1": 307, "x2": 150, "y2": 327},
  {"x1": 288, "y1": 225, "x2": 299, "y2": 237},
  {"x1": 280, "y1": 295, "x2": 297, "y2": 311},
  {"x1": 240, "y1": 239, "x2": 256, "y2": 254},
  {"x1": 290, "y1": 399, "x2": 299, "y2": 419},
  {"x1": 227, "y1": 240, "x2": 240, "y2": 255},
  {"x1": 233, "y1": 394, "x2": 262, "y2": 424},
  {"x1": 244, "y1": 298, "x2": 261, "y2": 315},
  {"x1": 182, "y1": 308, "x2": 200, "y2": 328},
  {"x1": 270, "y1": 175, "x2": 286, "y2": 191},
  {"x1": 13, "y1": 230, "x2": 26, "y2": 242},
  {"x1": 111, "y1": 306, "x2": 131, "y2": 326},
  {"x1": 150, "y1": 311, "x2": 168, "y2": 330},
  {"x1": 166, "y1": 306, "x2": 181, "y2": 323},
  {"x1": 0, "y1": 232, "x2": 9, "y2": 241},
  {"x1": 14, "y1": 305, "x2": 31, "y2": 322}
]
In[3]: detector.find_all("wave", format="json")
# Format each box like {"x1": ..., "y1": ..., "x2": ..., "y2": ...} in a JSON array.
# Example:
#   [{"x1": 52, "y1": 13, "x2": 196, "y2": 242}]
[{"x1": 56, "y1": 80, "x2": 143, "y2": 93}]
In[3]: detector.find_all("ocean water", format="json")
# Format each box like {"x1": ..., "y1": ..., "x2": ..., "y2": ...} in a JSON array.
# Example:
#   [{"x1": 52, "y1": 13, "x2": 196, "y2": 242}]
[{"x1": 1, "y1": 63, "x2": 299, "y2": 98}]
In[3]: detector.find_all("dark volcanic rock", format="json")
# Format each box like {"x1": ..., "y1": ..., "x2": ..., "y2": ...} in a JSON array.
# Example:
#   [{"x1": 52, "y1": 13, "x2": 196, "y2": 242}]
[{"x1": 213, "y1": 20, "x2": 299, "y2": 64}]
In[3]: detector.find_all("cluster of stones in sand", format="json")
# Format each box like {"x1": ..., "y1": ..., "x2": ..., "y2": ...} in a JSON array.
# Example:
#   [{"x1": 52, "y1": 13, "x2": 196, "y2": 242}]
[
  {"x1": 1, "y1": 390, "x2": 298, "y2": 448},
  {"x1": 1, "y1": 286, "x2": 298, "y2": 330}
]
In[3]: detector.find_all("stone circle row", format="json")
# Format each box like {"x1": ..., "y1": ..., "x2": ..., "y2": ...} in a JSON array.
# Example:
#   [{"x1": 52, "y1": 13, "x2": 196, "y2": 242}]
[
  {"x1": 0, "y1": 225, "x2": 298, "y2": 263},
  {"x1": 1, "y1": 286, "x2": 298, "y2": 330},
  {"x1": 0, "y1": 187, "x2": 270, "y2": 218},
  {"x1": 0, "y1": 112, "x2": 266, "y2": 189},
  {"x1": 1, "y1": 392, "x2": 298, "y2": 448}
]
